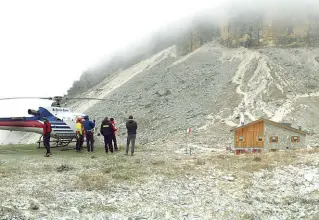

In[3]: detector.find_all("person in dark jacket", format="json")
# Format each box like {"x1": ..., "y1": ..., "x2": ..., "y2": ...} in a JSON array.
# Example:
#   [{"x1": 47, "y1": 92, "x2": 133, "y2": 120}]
[
  {"x1": 43, "y1": 117, "x2": 52, "y2": 157},
  {"x1": 125, "y1": 115, "x2": 137, "y2": 156},
  {"x1": 100, "y1": 117, "x2": 114, "y2": 153},
  {"x1": 83, "y1": 115, "x2": 95, "y2": 152}
]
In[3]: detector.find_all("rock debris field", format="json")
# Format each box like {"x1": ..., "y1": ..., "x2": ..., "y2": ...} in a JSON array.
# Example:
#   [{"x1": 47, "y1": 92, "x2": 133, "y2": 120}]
[{"x1": 0, "y1": 144, "x2": 318, "y2": 220}]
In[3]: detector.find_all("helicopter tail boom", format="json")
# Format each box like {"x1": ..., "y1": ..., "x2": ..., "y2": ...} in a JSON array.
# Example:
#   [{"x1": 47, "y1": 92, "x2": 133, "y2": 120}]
[{"x1": 0, "y1": 119, "x2": 44, "y2": 134}]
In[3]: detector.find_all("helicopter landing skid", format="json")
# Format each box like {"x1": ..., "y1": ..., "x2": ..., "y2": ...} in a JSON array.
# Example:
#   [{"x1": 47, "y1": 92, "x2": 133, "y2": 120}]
[{"x1": 37, "y1": 135, "x2": 77, "y2": 151}]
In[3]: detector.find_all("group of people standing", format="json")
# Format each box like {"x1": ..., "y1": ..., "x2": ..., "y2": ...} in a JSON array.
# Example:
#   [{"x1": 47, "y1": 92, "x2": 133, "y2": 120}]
[
  {"x1": 100, "y1": 115, "x2": 137, "y2": 156},
  {"x1": 75, "y1": 115, "x2": 96, "y2": 152},
  {"x1": 75, "y1": 115, "x2": 137, "y2": 156},
  {"x1": 99, "y1": 117, "x2": 118, "y2": 153},
  {"x1": 42, "y1": 115, "x2": 138, "y2": 157}
]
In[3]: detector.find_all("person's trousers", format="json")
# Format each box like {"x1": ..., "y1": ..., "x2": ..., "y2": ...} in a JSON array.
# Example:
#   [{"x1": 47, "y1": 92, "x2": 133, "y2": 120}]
[
  {"x1": 86, "y1": 131, "x2": 94, "y2": 152},
  {"x1": 76, "y1": 135, "x2": 84, "y2": 151},
  {"x1": 104, "y1": 135, "x2": 113, "y2": 153},
  {"x1": 43, "y1": 133, "x2": 51, "y2": 154},
  {"x1": 112, "y1": 134, "x2": 118, "y2": 151},
  {"x1": 126, "y1": 134, "x2": 136, "y2": 154}
]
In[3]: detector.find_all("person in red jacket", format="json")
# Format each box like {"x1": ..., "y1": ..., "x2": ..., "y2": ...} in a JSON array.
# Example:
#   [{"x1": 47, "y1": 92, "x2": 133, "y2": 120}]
[
  {"x1": 110, "y1": 118, "x2": 118, "y2": 151},
  {"x1": 43, "y1": 117, "x2": 52, "y2": 157}
]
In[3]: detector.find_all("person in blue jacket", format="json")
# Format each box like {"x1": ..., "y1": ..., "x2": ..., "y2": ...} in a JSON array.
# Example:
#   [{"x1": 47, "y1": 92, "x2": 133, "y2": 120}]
[{"x1": 83, "y1": 115, "x2": 95, "y2": 152}]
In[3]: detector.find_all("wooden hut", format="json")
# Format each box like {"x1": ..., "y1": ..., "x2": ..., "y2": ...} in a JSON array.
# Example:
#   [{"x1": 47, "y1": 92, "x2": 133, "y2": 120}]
[{"x1": 230, "y1": 118, "x2": 307, "y2": 154}]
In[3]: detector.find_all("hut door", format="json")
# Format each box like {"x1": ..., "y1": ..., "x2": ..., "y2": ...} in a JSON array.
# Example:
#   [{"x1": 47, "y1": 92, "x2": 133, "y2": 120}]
[
  {"x1": 246, "y1": 131, "x2": 255, "y2": 148},
  {"x1": 245, "y1": 131, "x2": 263, "y2": 148}
]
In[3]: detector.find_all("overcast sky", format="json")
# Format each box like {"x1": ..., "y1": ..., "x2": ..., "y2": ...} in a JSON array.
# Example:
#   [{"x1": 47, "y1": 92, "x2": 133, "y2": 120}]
[
  {"x1": 0, "y1": 0, "x2": 317, "y2": 113},
  {"x1": 0, "y1": 0, "x2": 221, "y2": 99}
]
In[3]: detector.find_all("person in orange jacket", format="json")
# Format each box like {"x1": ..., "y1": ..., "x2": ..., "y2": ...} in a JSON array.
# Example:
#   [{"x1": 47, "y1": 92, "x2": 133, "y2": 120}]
[
  {"x1": 110, "y1": 118, "x2": 118, "y2": 151},
  {"x1": 75, "y1": 117, "x2": 85, "y2": 152}
]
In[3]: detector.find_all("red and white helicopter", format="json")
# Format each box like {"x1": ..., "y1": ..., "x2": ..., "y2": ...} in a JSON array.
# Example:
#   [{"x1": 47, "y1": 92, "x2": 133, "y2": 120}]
[{"x1": 0, "y1": 96, "x2": 106, "y2": 148}]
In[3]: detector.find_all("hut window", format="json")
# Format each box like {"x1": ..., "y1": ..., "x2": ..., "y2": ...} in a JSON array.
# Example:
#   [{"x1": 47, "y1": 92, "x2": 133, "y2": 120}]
[
  {"x1": 270, "y1": 136, "x2": 278, "y2": 143},
  {"x1": 291, "y1": 136, "x2": 300, "y2": 143},
  {"x1": 239, "y1": 136, "x2": 243, "y2": 141}
]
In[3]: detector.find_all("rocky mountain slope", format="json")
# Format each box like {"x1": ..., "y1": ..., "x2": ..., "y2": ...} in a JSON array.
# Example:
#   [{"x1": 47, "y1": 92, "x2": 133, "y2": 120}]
[
  {"x1": 67, "y1": 42, "x2": 319, "y2": 148},
  {"x1": 2, "y1": 42, "x2": 319, "y2": 148}
]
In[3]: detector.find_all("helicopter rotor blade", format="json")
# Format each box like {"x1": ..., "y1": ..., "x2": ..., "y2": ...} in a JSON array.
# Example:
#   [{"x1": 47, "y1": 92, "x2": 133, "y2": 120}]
[
  {"x1": 65, "y1": 97, "x2": 108, "y2": 100},
  {"x1": 64, "y1": 97, "x2": 124, "y2": 102},
  {"x1": 0, "y1": 96, "x2": 123, "y2": 105},
  {"x1": 0, "y1": 97, "x2": 53, "y2": 101}
]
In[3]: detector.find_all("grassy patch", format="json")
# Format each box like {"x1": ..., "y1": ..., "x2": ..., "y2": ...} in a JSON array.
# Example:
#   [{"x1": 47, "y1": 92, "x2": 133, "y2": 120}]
[
  {"x1": 195, "y1": 158, "x2": 206, "y2": 165},
  {"x1": 1, "y1": 144, "x2": 318, "y2": 191},
  {"x1": 56, "y1": 164, "x2": 73, "y2": 172},
  {"x1": 253, "y1": 157, "x2": 262, "y2": 162},
  {"x1": 111, "y1": 173, "x2": 132, "y2": 180},
  {"x1": 103, "y1": 167, "x2": 112, "y2": 174},
  {"x1": 151, "y1": 160, "x2": 165, "y2": 165},
  {"x1": 100, "y1": 205, "x2": 117, "y2": 212},
  {"x1": 0, "y1": 167, "x2": 8, "y2": 178},
  {"x1": 77, "y1": 161, "x2": 153, "y2": 190},
  {"x1": 206, "y1": 148, "x2": 319, "y2": 174},
  {"x1": 78, "y1": 173, "x2": 110, "y2": 190},
  {"x1": 155, "y1": 167, "x2": 183, "y2": 178},
  {"x1": 118, "y1": 157, "x2": 127, "y2": 163},
  {"x1": 237, "y1": 213, "x2": 256, "y2": 220}
]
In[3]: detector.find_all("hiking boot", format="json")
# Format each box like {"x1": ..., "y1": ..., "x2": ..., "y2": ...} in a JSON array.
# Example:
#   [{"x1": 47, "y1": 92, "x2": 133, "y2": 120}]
[
  {"x1": 131, "y1": 152, "x2": 134, "y2": 156},
  {"x1": 44, "y1": 154, "x2": 50, "y2": 157}
]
